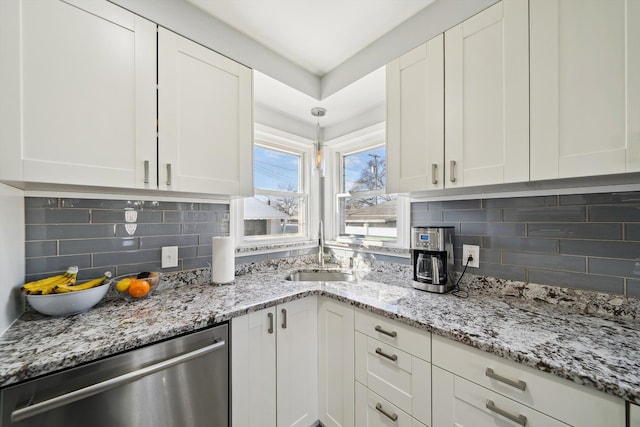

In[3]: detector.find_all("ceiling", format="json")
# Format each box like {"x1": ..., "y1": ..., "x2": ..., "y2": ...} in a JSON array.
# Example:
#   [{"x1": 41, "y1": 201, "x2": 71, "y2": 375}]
[
  {"x1": 186, "y1": 0, "x2": 434, "y2": 139},
  {"x1": 186, "y1": 0, "x2": 435, "y2": 77}
]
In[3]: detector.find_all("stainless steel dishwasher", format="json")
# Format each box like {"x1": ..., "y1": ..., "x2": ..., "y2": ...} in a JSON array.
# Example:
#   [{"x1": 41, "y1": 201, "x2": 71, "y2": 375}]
[{"x1": 1, "y1": 323, "x2": 228, "y2": 427}]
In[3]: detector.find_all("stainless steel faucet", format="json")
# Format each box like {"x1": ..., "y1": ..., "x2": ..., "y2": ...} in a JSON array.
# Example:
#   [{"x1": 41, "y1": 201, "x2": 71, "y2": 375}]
[{"x1": 318, "y1": 220, "x2": 324, "y2": 268}]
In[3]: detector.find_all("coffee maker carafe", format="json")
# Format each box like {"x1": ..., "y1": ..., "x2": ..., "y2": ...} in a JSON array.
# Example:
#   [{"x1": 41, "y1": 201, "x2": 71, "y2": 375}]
[{"x1": 411, "y1": 226, "x2": 454, "y2": 293}]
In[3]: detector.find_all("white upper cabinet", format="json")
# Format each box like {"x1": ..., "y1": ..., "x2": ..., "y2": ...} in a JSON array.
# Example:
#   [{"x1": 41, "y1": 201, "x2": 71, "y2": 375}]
[
  {"x1": 0, "y1": 0, "x2": 156, "y2": 189},
  {"x1": 158, "y1": 28, "x2": 253, "y2": 196},
  {"x1": 387, "y1": 35, "x2": 445, "y2": 193},
  {"x1": 444, "y1": 0, "x2": 529, "y2": 188},
  {"x1": 0, "y1": 1, "x2": 253, "y2": 197},
  {"x1": 530, "y1": 0, "x2": 640, "y2": 180}
]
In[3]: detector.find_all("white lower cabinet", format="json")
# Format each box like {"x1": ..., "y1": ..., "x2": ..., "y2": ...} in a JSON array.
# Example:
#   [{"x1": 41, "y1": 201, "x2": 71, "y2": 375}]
[
  {"x1": 318, "y1": 298, "x2": 355, "y2": 427},
  {"x1": 231, "y1": 297, "x2": 318, "y2": 427},
  {"x1": 431, "y1": 334, "x2": 625, "y2": 427},
  {"x1": 354, "y1": 310, "x2": 431, "y2": 427}
]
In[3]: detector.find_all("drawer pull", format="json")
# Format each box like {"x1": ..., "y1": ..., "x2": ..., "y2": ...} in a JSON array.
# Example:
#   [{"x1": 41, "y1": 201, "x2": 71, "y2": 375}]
[
  {"x1": 431, "y1": 163, "x2": 438, "y2": 185},
  {"x1": 374, "y1": 325, "x2": 397, "y2": 338},
  {"x1": 486, "y1": 400, "x2": 527, "y2": 426},
  {"x1": 375, "y1": 347, "x2": 398, "y2": 362},
  {"x1": 485, "y1": 368, "x2": 527, "y2": 391},
  {"x1": 375, "y1": 403, "x2": 398, "y2": 422}
]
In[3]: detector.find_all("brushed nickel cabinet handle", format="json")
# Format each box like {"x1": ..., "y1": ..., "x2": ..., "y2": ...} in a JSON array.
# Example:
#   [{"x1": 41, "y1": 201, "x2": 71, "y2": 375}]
[
  {"x1": 486, "y1": 400, "x2": 527, "y2": 426},
  {"x1": 375, "y1": 403, "x2": 398, "y2": 422},
  {"x1": 166, "y1": 163, "x2": 172, "y2": 186},
  {"x1": 374, "y1": 325, "x2": 397, "y2": 338},
  {"x1": 375, "y1": 347, "x2": 397, "y2": 362},
  {"x1": 143, "y1": 160, "x2": 150, "y2": 184},
  {"x1": 431, "y1": 163, "x2": 438, "y2": 185},
  {"x1": 267, "y1": 312, "x2": 274, "y2": 334},
  {"x1": 485, "y1": 368, "x2": 527, "y2": 391},
  {"x1": 450, "y1": 160, "x2": 457, "y2": 183},
  {"x1": 281, "y1": 308, "x2": 287, "y2": 329}
]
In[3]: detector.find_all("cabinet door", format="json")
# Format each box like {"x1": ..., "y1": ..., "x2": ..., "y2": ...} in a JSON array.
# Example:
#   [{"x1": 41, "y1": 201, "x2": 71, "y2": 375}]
[
  {"x1": 231, "y1": 307, "x2": 277, "y2": 427},
  {"x1": 630, "y1": 402, "x2": 640, "y2": 427},
  {"x1": 387, "y1": 35, "x2": 444, "y2": 193},
  {"x1": 318, "y1": 298, "x2": 355, "y2": 427},
  {"x1": 158, "y1": 28, "x2": 253, "y2": 196},
  {"x1": 0, "y1": 0, "x2": 156, "y2": 188},
  {"x1": 444, "y1": 0, "x2": 529, "y2": 188},
  {"x1": 530, "y1": 0, "x2": 640, "y2": 180},
  {"x1": 277, "y1": 297, "x2": 319, "y2": 427}
]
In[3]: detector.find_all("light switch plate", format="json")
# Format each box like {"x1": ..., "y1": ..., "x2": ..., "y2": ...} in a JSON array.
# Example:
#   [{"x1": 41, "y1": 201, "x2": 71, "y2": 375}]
[{"x1": 161, "y1": 246, "x2": 178, "y2": 268}]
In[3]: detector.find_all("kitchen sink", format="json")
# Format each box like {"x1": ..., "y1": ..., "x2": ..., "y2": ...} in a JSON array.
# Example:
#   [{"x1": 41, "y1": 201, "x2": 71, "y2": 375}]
[{"x1": 284, "y1": 269, "x2": 356, "y2": 282}]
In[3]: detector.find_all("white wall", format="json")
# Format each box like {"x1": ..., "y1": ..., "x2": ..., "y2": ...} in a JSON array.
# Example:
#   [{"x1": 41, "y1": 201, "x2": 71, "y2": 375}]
[{"x1": 0, "y1": 184, "x2": 25, "y2": 334}]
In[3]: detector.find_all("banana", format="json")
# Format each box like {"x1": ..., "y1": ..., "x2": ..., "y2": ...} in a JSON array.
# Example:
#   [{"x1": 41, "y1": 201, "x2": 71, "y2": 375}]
[
  {"x1": 54, "y1": 271, "x2": 111, "y2": 293},
  {"x1": 22, "y1": 266, "x2": 79, "y2": 295}
]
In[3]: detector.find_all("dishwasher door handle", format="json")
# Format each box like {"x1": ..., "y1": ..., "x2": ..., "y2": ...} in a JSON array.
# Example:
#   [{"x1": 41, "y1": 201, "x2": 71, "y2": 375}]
[{"x1": 11, "y1": 340, "x2": 226, "y2": 423}]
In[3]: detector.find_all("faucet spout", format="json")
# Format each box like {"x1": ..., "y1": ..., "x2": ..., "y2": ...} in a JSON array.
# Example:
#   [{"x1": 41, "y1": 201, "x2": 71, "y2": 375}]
[{"x1": 318, "y1": 220, "x2": 324, "y2": 268}]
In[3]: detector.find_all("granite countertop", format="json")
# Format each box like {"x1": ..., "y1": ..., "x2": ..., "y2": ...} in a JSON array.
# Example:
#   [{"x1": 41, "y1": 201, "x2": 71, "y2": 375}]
[{"x1": 1, "y1": 264, "x2": 640, "y2": 406}]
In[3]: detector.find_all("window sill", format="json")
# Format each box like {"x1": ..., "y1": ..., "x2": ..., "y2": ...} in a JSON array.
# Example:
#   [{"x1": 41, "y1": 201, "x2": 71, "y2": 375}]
[
  {"x1": 324, "y1": 240, "x2": 410, "y2": 258},
  {"x1": 236, "y1": 239, "x2": 316, "y2": 256}
]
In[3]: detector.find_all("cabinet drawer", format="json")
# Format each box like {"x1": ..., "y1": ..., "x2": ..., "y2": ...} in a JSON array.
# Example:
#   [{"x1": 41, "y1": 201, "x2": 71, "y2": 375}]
[
  {"x1": 355, "y1": 332, "x2": 430, "y2": 425},
  {"x1": 434, "y1": 366, "x2": 569, "y2": 427},
  {"x1": 432, "y1": 335, "x2": 624, "y2": 427},
  {"x1": 355, "y1": 309, "x2": 430, "y2": 361},
  {"x1": 355, "y1": 382, "x2": 427, "y2": 427}
]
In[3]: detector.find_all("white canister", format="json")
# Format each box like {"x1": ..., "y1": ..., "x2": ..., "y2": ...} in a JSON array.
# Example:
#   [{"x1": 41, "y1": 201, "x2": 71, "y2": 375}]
[{"x1": 211, "y1": 236, "x2": 235, "y2": 284}]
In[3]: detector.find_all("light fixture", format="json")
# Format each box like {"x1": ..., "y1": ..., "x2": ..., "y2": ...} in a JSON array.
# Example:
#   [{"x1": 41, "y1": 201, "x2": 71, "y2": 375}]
[{"x1": 311, "y1": 107, "x2": 326, "y2": 176}]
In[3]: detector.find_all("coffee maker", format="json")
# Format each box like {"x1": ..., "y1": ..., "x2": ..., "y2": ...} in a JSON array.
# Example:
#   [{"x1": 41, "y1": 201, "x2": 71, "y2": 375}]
[{"x1": 411, "y1": 226, "x2": 455, "y2": 293}]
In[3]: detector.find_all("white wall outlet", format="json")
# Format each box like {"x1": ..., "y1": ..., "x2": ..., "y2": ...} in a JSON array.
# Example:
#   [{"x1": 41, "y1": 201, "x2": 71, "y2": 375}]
[
  {"x1": 463, "y1": 244, "x2": 480, "y2": 268},
  {"x1": 161, "y1": 246, "x2": 178, "y2": 268}
]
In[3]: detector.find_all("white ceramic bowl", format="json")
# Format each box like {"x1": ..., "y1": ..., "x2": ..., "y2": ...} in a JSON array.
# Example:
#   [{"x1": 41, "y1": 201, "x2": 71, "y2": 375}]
[{"x1": 26, "y1": 281, "x2": 111, "y2": 316}]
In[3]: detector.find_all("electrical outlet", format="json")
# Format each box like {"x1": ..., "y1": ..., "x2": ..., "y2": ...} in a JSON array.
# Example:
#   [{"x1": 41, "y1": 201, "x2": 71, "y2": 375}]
[
  {"x1": 463, "y1": 244, "x2": 480, "y2": 268},
  {"x1": 161, "y1": 246, "x2": 178, "y2": 268}
]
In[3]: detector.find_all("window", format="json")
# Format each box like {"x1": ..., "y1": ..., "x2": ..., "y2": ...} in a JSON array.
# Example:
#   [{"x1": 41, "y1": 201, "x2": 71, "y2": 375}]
[
  {"x1": 327, "y1": 123, "x2": 408, "y2": 247},
  {"x1": 235, "y1": 125, "x2": 314, "y2": 246},
  {"x1": 246, "y1": 145, "x2": 305, "y2": 238}
]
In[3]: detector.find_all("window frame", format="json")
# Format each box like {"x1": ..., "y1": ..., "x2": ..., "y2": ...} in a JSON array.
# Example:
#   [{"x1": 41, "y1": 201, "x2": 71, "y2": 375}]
[
  {"x1": 233, "y1": 124, "x2": 317, "y2": 248},
  {"x1": 324, "y1": 122, "x2": 409, "y2": 248}
]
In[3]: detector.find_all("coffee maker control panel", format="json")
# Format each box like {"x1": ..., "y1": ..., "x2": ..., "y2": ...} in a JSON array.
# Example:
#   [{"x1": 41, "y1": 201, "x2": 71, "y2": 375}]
[{"x1": 411, "y1": 228, "x2": 445, "y2": 251}]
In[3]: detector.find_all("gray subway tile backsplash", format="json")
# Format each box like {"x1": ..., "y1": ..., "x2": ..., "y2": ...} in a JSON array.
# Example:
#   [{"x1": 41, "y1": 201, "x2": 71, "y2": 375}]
[
  {"x1": 588, "y1": 206, "x2": 640, "y2": 222},
  {"x1": 502, "y1": 206, "x2": 586, "y2": 222},
  {"x1": 24, "y1": 197, "x2": 229, "y2": 281},
  {"x1": 91, "y1": 209, "x2": 163, "y2": 224},
  {"x1": 23, "y1": 191, "x2": 640, "y2": 297},
  {"x1": 528, "y1": 269, "x2": 624, "y2": 294},
  {"x1": 411, "y1": 191, "x2": 640, "y2": 296},
  {"x1": 25, "y1": 208, "x2": 90, "y2": 224},
  {"x1": 527, "y1": 223, "x2": 622, "y2": 240}
]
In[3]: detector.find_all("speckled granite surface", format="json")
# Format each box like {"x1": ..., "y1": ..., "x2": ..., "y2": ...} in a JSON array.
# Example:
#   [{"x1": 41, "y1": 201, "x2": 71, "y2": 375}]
[{"x1": 1, "y1": 261, "x2": 640, "y2": 408}]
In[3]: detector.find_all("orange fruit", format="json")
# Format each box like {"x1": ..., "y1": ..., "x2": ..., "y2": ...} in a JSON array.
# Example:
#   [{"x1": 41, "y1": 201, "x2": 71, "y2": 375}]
[{"x1": 127, "y1": 279, "x2": 151, "y2": 298}]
